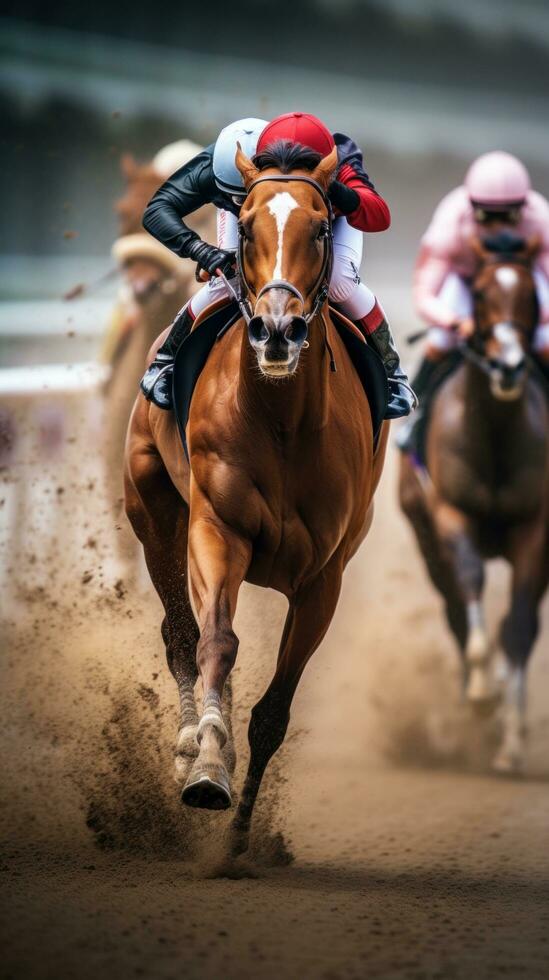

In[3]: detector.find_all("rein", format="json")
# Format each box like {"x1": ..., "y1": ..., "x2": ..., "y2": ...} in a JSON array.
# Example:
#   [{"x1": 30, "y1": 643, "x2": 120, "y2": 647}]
[
  {"x1": 222, "y1": 174, "x2": 334, "y2": 330},
  {"x1": 462, "y1": 334, "x2": 537, "y2": 381}
]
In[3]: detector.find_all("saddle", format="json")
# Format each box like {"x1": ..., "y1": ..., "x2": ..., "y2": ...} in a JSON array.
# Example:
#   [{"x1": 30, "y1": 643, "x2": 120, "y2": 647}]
[{"x1": 172, "y1": 300, "x2": 388, "y2": 460}]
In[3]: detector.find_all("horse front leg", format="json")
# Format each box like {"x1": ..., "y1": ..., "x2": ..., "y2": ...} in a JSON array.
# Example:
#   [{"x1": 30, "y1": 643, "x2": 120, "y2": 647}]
[
  {"x1": 183, "y1": 503, "x2": 251, "y2": 810},
  {"x1": 399, "y1": 457, "x2": 468, "y2": 651},
  {"x1": 494, "y1": 520, "x2": 546, "y2": 774},
  {"x1": 230, "y1": 557, "x2": 344, "y2": 856},
  {"x1": 434, "y1": 502, "x2": 493, "y2": 705},
  {"x1": 124, "y1": 442, "x2": 200, "y2": 785}
]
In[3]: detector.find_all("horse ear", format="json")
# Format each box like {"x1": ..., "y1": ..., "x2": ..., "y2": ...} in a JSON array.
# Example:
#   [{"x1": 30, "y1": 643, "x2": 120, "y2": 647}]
[
  {"x1": 120, "y1": 153, "x2": 137, "y2": 179},
  {"x1": 310, "y1": 146, "x2": 339, "y2": 192},
  {"x1": 235, "y1": 142, "x2": 260, "y2": 190}
]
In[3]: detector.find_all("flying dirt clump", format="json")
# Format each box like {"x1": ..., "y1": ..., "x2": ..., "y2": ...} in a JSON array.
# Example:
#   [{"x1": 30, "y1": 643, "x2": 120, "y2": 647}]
[{"x1": 1, "y1": 562, "x2": 297, "y2": 870}]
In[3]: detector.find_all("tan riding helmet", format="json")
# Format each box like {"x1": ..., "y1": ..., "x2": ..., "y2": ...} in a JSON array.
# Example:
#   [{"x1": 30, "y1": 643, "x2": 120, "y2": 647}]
[{"x1": 152, "y1": 139, "x2": 204, "y2": 180}]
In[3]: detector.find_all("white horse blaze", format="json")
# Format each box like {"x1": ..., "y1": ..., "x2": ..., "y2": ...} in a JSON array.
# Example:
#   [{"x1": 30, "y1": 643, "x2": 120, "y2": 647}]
[
  {"x1": 493, "y1": 322, "x2": 523, "y2": 369},
  {"x1": 267, "y1": 191, "x2": 299, "y2": 280},
  {"x1": 495, "y1": 266, "x2": 519, "y2": 291}
]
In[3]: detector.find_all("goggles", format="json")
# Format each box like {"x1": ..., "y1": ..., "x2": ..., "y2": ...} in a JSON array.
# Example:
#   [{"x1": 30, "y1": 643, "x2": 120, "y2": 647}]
[{"x1": 473, "y1": 205, "x2": 522, "y2": 226}]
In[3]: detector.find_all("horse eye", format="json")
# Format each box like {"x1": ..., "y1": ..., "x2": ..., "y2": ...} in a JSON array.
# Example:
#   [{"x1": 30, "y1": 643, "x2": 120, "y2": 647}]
[{"x1": 316, "y1": 223, "x2": 328, "y2": 240}]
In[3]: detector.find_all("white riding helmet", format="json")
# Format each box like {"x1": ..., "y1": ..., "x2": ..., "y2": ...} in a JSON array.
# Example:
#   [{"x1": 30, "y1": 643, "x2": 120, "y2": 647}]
[
  {"x1": 465, "y1": 151, "x2": 531, "y2": 209},
  {"x1": 153, "y1": 139, "x2": 203, "y2": 180},
  {"x1": 213, "y1": 118, "x2": 268, "y2": 196}
]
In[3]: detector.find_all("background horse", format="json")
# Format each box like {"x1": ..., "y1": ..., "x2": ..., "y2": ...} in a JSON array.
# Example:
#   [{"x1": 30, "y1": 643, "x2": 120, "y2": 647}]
[
  {"x1": 115, "y1": 144, "x2": 215, "y2": 237},
  {"x1": 399, "y1": 234, "x2": 549, "y2": 773},
  {"x1": 102, "y1": 237, "x2": 195, "y2": 571},
  {"x1": 102, "y1": 143, "x2": 215, "y2": 572},
  {"x1": 124, "y1": 143, "x2": 389, "y2": 854}
]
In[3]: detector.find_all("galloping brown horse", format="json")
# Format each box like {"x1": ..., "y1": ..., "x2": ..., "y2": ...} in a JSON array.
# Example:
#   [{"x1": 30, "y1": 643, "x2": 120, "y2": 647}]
[
  {"x1": 399, "y1": 235, "x2": 549, "y2": 773},
  {"x1": 124, "y1": 143, "x2": 389, "y2": 853}
]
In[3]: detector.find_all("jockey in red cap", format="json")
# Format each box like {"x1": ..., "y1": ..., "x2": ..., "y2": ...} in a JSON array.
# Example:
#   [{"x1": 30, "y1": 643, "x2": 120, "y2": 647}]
[
  {"x1": 255, "y1": 112, "x2": 415, "y2": 418},
  {"x1": 140, "y1": 114, "x2": 415, "y2": 418}
]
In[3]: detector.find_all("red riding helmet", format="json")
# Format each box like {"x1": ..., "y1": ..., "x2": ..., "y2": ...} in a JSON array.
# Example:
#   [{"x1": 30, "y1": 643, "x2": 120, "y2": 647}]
[{"x1": 257, "y1": 112, "x2": 335, "y2": 156}]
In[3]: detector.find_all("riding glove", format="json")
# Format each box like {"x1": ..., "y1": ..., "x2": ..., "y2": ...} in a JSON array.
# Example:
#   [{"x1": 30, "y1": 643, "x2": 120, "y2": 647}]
[{"x1": 187, "y1": 240, "x2": 236, "y2": 277}]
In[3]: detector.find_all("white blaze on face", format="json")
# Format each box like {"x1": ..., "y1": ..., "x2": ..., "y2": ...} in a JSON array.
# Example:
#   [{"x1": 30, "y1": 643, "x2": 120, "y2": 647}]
[
  {"x1": 493, "y1": 322, "x2": 523, "y2": 368},
  {"x1": 267, "y1": 191, "x2": 299, "y2": 280},
  {"x1": 495, "y1": 266, "x2": 519, "y2": 291}
]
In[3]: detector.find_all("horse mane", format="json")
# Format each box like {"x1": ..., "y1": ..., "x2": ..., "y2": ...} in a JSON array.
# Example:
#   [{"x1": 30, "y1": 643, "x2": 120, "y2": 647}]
[
  {"x1": 483, "y1": 231, "x2": 526, "y2": 256},
  {"x1": 253, "y1": 140, "x2": 322, "y2": 174}
]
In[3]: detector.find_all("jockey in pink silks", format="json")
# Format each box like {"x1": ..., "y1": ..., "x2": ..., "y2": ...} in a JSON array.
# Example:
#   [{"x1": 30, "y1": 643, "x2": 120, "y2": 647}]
[{"x1": 399, "y1": 151, "x2": 549, "y2": 451}]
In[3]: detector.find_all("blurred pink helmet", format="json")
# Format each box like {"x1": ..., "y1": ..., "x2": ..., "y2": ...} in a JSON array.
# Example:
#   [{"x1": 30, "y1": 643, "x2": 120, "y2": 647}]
[{"x1": 465, "y1": 151, "x2": 530, "y2": 209}]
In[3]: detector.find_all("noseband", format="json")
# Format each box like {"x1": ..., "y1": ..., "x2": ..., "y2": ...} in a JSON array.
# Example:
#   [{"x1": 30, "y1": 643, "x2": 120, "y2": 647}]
[
  {"x1": 219, "y1": 174, "x2": 334, "y2": 328},
  {"x1": 461, "y1": 322, "x2": 527, "y2": 379}
]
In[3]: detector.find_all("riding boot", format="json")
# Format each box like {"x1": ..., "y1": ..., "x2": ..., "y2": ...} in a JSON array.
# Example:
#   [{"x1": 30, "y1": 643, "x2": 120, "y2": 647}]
[
  {"x1": 395, "y1": 356, "x2": 445, "y2": 454},
  {"x1": 140, "y1": 306, "x2": 194, "y2": 410},
  {"x1": 357, "y1": 312, "x2": 417, "y2": 419}
]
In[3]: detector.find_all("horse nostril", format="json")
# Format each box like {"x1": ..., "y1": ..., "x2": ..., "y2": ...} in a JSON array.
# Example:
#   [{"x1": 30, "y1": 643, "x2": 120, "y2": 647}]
[
  {"x1": 284, "y1": 317, "x2": 308, "y2": 346},
  {"x1": 248, "y1": 316, "x2": 270, "y2": 345}
]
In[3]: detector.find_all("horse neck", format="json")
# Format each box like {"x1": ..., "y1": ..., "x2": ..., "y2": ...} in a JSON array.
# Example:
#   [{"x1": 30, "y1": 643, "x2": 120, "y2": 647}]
[{"x1": 237, "y1": 308, "x2": 331, "y2": 434}]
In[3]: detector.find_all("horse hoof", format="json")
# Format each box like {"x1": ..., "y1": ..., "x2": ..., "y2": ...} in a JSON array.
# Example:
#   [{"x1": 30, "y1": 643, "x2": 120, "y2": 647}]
[
  {"x1": 492, "y1": 749, "x2": 523, "y2": 777},
  {"x1": 466, "y1": 667, "x2": 498, "y2": 709},
  {"x1": 181, "y1": 765, "x2": 232, "y2": 810}
]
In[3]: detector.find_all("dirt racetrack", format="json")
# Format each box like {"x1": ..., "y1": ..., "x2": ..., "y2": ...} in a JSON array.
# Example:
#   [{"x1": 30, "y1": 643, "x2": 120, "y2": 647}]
[{"x1": 2, "y1": 425, "x2": 549, "y2": 980}]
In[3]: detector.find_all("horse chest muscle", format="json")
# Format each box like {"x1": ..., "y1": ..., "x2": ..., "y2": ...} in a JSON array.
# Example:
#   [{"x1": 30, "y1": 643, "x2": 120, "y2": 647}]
[
  {"x1": 191, "y1": 342, "x2": 372, "y2": 586},
  {"x1": 432, "y1": 387, "x2": 547, "y2": 520},
  {"x1": 194, "y1": 421, "x2": 368, "y2": 589}
]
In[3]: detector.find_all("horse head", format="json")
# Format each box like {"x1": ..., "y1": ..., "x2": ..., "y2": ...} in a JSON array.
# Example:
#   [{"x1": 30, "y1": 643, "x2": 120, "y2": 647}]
[
  {"x1": 115, "y1": 154, "x2": 164, "y2": 237},
  {"x1": 469, "y1": 232, "x2": 540, "y2": 400},
  {"x1": 234, "y1": 140, "x2": 338, "y2": 378},
  {"x1": 112, "y1": 234, "x2": 187, "y2": 313}
]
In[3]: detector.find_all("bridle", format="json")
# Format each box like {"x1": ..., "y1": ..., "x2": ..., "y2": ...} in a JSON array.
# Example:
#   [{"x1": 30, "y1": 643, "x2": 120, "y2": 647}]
[
  {"x1": 460, "y1": 326, "x2": 529, "y2": 379},
  {"x1": 464, "y1": 261, "x2": 538, "y2": 380},
  {"x1": 218, "y1": 174, "x2": 334, "y2": 329}
]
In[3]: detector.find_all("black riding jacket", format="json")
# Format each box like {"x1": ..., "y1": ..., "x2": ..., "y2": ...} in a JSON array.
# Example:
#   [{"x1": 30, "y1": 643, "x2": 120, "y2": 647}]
[{"x1": 142, "y1": 134, "x2": 383, "y2": 258}]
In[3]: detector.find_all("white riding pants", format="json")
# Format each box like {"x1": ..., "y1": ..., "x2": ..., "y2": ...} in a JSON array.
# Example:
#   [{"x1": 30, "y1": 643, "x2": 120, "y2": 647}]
[
  {"x1": 188, "y1": 211, "x2": 377, "y2": 321},
  {"x1": 428, "y1": 270, "x2": 549, "y2": 352}
]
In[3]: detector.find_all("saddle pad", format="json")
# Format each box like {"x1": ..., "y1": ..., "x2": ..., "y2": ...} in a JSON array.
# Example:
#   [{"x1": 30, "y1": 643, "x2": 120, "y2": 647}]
[
  {"x1": 328, "y1": 307, "x2": 388, "y2": 444},
  {"x1": 172, "y1": 301, "x2": 388, "y2": 459},
  {"x1": 173, "y1": 300, "x2": 240, "y2": 460},
  {"x1": 413, "y1": 351, "x2": 463, "y2": 469}
]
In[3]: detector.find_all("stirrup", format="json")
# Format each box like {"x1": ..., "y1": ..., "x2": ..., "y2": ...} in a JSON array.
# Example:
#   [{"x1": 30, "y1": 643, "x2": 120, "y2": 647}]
[
  {"x1": 395, "y1": 377, "x2": 419, "y2": 411},
  {"x1": 152, "y1": 351, "x2": 174, "y2": 366},
  {"x1": 140, "y1": 354, "x2": 175, "y2": 407}
]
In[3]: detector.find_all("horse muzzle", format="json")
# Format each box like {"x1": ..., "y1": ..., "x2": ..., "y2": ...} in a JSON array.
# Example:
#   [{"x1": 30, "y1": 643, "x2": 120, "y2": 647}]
[
  {"x1": 489, "y1": 360, "x2": 527, "y2": 401},
  {"x1": 248, "y1": 314, "x2": 309, "y2": 377},
  {"x1": 488, "y1": 322, "x2": 527, "y2": 401}
]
